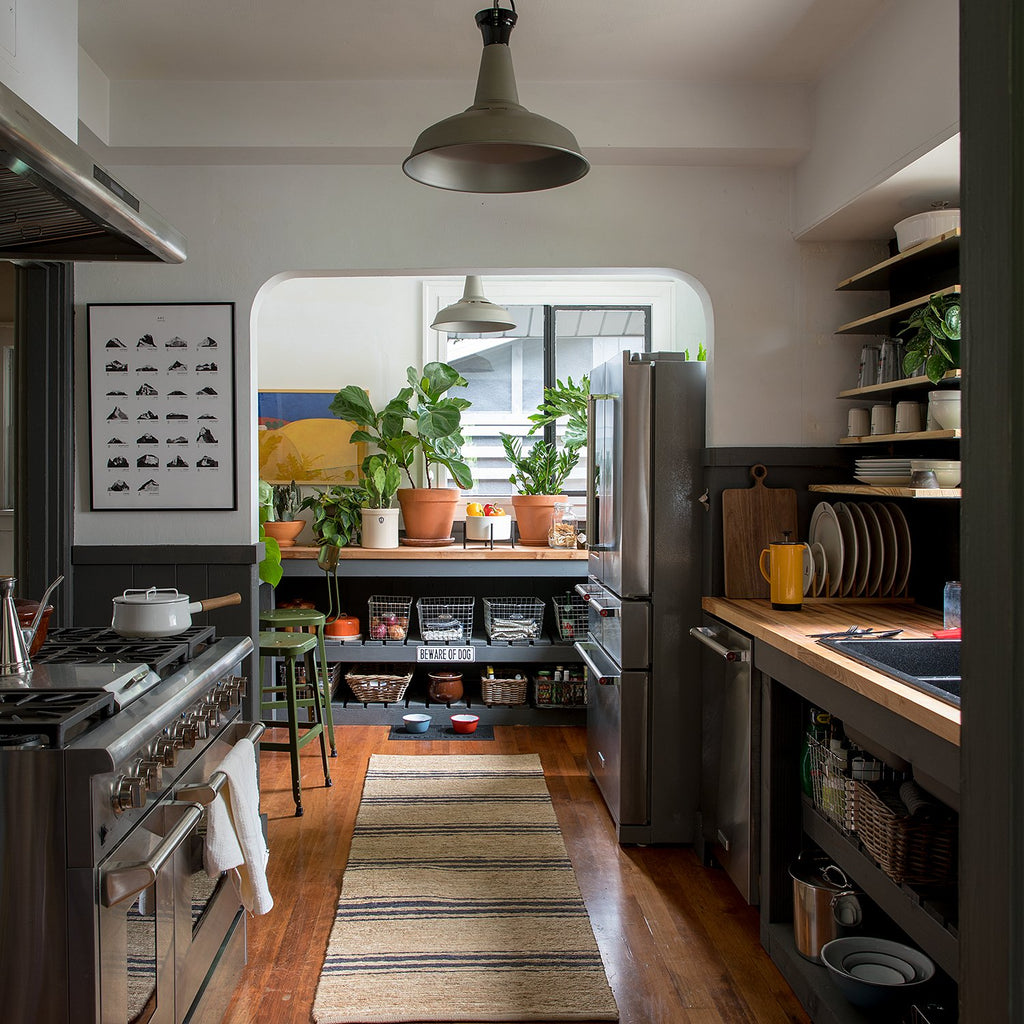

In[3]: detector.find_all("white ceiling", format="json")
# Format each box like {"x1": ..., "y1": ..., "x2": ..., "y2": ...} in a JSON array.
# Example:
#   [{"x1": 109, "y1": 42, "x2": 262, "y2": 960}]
[{"x1": 79, "y1": 0, "x2": 887, "y2": 85}]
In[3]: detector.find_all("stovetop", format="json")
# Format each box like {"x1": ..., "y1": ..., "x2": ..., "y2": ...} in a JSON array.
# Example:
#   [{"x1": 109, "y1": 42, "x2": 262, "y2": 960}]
[
  {"x1": 33, "y1": 625, "x2": 215, "y2": 675},
  {"x1": 0, "y1": 689, "x2": 116, "y2": 747}
]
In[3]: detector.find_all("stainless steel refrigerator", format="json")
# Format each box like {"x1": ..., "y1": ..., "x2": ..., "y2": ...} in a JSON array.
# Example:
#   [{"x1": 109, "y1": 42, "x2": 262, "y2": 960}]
[{"x1": 575, "y1": 351, "x2": 706, "y2": 844}]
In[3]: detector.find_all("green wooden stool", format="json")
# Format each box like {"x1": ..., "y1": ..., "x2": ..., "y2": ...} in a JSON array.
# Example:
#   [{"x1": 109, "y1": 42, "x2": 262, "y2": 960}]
[
  {"x1": 258, "y1": 607, "x2": 337, "y2": 756},
  {"x1": 258, "y1": 631, "x2": 332, "y2": 817}
]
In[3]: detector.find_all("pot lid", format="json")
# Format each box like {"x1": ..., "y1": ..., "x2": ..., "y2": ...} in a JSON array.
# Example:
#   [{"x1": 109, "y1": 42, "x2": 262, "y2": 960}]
[
  {"x1": 114, "y1": 588, "x2": 187, "y2": 605},
  {"x1": 789, "y1": 854, "x2": 854, "y2": 892}
]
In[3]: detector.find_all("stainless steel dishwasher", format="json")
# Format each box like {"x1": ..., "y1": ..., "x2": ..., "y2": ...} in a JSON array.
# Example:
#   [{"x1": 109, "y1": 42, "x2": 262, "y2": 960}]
[{"x1": 690, "y1": 613, "x2": 759, "y2": 904}]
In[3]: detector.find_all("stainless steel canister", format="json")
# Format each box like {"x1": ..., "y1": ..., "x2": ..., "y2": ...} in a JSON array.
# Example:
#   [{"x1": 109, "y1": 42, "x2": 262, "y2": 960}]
[{"x1": 790, "y1": 853, "x2": 862, "y2": 962}]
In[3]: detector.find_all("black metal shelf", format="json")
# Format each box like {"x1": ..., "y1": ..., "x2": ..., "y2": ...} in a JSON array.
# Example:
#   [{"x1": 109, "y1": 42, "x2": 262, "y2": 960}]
[{"x1": 324, "y1": 635, "x2": 580, "y2": 664}]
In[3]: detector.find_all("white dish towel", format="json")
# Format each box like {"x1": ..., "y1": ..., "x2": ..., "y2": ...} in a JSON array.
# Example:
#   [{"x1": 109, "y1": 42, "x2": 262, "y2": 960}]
[{"x1": 203, "y1": 737, "x2": 273, "y2": 915}]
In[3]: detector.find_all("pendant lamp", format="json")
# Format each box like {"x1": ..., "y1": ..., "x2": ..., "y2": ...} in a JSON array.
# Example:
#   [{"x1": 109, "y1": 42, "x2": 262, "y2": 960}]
[
  {"x1": 431, "y1": 276, "x2": 516, "y2": 333},
  {"x1": 403, "y1": 2, "x2": 589, "y2": 194}
]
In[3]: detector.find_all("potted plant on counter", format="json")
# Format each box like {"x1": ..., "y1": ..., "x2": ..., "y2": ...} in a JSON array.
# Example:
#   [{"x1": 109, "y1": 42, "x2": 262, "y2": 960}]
[
  {"x1": 257, "y1": 480, "x2": 284, "y2": 587},
  {"x1": 330, "y1": 361, "x2": 473, "y2": 545},
  {"x1": 502, "y1": 375, "x2": 589, "y2": 546},
  {"x1": 359, "y1": 454, "x2": 403, "y2": 548},
  {"x1": 299, "y1": 484, "x2": 364, "y2": 548},
  {"x1": 261, "y1": 479, "x2": 306, "y2": 547}
]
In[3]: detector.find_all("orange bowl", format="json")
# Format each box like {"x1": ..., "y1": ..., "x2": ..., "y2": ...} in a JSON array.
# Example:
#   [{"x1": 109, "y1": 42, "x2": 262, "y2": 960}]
[{"x1": 450, "y1": 714, "x2": 479, "y2": 735}]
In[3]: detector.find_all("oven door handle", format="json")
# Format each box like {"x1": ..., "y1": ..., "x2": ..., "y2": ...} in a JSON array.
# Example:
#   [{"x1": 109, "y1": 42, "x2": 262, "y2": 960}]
[
  {"x1": 101, "y1": 802, "x2": 204, "y2": 908},
  {"x1": 175, "y1": 721, "x2": 265, "y2": 805}
]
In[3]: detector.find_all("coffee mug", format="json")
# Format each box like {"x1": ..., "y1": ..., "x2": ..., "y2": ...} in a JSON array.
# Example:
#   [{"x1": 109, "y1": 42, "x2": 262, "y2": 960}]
[
  {"x1": 870, "y1": 404, "x2": 896, "y2": 435},
  {"x1": 895, "y1": 400, "x2": 922, "y2": 433},
  {"x1": 847, "y1": 407, "x2": 870, "y2": 437}
]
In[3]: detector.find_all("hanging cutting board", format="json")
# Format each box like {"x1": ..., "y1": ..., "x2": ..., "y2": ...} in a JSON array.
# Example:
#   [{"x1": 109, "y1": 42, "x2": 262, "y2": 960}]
[{"x1": 722, "y1": 464, "x2": 799, "y2": 598}]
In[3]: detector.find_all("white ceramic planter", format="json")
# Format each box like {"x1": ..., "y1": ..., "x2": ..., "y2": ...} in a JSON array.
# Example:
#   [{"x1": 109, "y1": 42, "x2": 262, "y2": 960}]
[
  {"x1": 465, "y1": 515, "x2": 512, "y2": 542},
  {"x1": 361, "y1": 507, "x2": 399, "y2": 548}
]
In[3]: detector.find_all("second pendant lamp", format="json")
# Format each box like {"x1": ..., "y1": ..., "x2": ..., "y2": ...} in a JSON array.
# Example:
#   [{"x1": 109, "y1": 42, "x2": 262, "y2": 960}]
[
  {"x1": 403, "y1": 2, "x2": 589, "y2": 194},
  {"x1": 431, "y1": 276, "x2": 515, "y2": 334}
]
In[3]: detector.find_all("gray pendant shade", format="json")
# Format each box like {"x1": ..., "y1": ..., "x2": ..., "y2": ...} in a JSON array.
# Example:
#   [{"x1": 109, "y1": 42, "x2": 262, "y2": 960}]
[
  {"x1": 430, "y1": 276, "x2": 516, "y2": 333},
  {"x1": 403, "y1": 7, "x2": 589, "y2": 194}
]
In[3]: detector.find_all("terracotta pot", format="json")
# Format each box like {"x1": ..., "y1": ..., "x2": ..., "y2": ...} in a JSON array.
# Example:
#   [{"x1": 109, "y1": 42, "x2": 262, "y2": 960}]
[
  {"x1": 262, "y1": 519, "x2": 305, "y2": 547},
  {"x1": 397, "y1": 488, "x2": 459, "y2": 544},
  {"x1": 510, "y1": 494, "x2": 567, "y2": 546},
  {"x1": 427, "y1": 671, "x2": 464, "y2": 704}
]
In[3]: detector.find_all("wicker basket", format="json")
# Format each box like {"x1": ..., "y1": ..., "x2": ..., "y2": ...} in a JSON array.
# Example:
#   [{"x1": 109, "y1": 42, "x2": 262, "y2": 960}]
[
  {"x1": 808, "y1": 735, "x2": 855, "y2": 833},
  {"x1": 852, "y1": 781, "x2": 958, "y2": 885},
  {"x1": 482, "y1": 596, "x2": 545, "y2": 641},
  {"x1": 344, "y1": 666, "x2": 413, "y2": 704},
  {"x1": 367, "y1": 595, "x2": 413, "y2": 641},
  {"x1": 479, "y1": 674, "x2": 528, "y2": 706},
  {"x1": 417, "y1": 596, "x2": 475, "y2": 642},
  {"x1": 552, "y1": 592, "x2": 589, "y2": 642}
]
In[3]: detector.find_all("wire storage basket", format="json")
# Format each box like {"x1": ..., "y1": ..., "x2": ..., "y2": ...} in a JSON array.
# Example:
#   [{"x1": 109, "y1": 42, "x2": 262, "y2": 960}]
[
  {"x1": 808, "y1": 735, "x2": 855, "y2": 832},
  {"x1": 482, "y1": 597, "x2": 545, "y2": 642},
  {"x1": 552, "y1": 591, "x2": 589, "y2": 642},
  {"x1": 479, "y1": 669, "x2": 528, "y2": 706},
  {"x1": 345, "y1": 666, "x2": 413, "y2": 704},
  {"x1": 417, "y1": 596, "x2": 475, "y2": 643},
  {"x1": 367, "y1": 595, "x2": 413, "y2": 641},
  {"x1": 533, "y1": 666, "x2": 588, "y2": 707}
]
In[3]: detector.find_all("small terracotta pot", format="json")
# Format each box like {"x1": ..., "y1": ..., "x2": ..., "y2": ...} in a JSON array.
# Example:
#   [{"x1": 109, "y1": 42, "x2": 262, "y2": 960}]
[
  {"x1": 510, "y1": 494, "x2": 567, "y2": 546},
  {"x1": 427, "y1": 671, "x2": 464, "y2": 704},
  {"x1": 397, "y1": 488, "x2": 459, "y2": 543},
  {"x1": 262, "y1": 519, "x2": 305, "y2": 547}
]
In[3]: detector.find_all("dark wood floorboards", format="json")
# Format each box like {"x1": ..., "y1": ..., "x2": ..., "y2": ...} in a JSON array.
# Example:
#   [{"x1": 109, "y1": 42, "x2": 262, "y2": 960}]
[{"x1": 221, "y1": 725, "x2": 809, "y2": 1024}]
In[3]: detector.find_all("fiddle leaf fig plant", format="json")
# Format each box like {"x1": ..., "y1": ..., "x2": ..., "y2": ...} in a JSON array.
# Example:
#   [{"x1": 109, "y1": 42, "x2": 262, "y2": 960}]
[
  {"x1": 362, "y1": 454, "x2": 403, "y2": 509},
  {"x1": 899, "y1": 293, "x2": 961, "y2": 384}
]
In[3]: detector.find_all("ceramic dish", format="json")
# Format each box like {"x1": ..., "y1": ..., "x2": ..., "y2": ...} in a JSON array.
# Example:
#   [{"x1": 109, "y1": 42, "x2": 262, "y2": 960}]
[
  {"x1": 841, "y1": 951, "x2": 918, "y2": 984},
  {"x1": 846, "y1": 502, "x2": 871, "y2": 596},
  {"x1": 885, "y1": 502, "x2": 913, "y2": 596},
  {"x1": 857, "y1": 502, "x2": 885, "y2": 597},
  {"x1": 811, "y1": 542, "x2": 828, "y2": 598},
  {"x1": 802, "y1": 545, "x2": 815, "y2": 596},
  {"x1": 871, "y1": 502, "x2": 899, "y2": 596},
  {"x1": 834, "y1": 503, "x2": 859, "y2": 596},
  {"x1": 810, "y1": 503, "x2": 844, "y2": 598}
]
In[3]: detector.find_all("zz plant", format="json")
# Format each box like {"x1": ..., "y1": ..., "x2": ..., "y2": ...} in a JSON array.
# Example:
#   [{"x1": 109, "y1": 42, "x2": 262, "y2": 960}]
[{"x1": 899, "y1": 293, "x2": 961, "y2": 384}]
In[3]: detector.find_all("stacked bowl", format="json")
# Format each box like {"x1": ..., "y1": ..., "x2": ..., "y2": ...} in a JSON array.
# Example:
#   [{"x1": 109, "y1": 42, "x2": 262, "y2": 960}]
[{"x1": 820, "y1": 937, "x2": 935, "y2": 1009}]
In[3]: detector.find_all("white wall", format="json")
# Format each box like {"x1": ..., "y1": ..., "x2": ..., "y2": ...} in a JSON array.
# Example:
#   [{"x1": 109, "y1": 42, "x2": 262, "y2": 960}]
[
  {"x1": 792, "y1": 0, "x2": 959, "y2": 237},
  {"x1": 0, "y1": 0, "x2": 77, "y2": 138}
]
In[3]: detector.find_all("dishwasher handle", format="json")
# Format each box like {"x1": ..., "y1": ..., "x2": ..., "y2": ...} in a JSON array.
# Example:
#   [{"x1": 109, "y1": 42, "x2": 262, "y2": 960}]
[{"x1": 689, "y1": 626, "x2": 749, "y2": 662}]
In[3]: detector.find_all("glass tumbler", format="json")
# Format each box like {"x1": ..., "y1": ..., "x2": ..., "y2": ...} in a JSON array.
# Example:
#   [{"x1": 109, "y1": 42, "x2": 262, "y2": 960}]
[{"x1": 943, "y1": 581, "x2": 962, "y2": 630}]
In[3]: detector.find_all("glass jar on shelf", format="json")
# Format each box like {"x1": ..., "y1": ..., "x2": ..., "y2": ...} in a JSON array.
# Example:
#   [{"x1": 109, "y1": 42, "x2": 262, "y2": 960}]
[{"x1": 548, "y1": 502, "x2": 578, "y2": 548}]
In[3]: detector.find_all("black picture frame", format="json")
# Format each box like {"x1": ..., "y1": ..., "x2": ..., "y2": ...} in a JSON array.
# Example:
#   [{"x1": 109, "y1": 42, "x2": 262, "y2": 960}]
[{"x1": 87, "y1": 302, "x2": 237, "y2": 510}]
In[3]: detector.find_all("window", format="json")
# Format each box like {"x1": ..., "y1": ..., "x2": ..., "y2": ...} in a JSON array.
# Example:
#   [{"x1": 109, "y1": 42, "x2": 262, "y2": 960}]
[{"x1": 443, "y1": 305, "x2": 650, "y2": 496}]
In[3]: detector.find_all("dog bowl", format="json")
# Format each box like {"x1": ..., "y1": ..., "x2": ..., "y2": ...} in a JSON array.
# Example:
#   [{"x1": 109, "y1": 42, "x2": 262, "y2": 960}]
[
  {"x1": 403, "y1": 714, "x2": 431, "y2": 734},
  {"x1": 450, "y1": 714, "x2": 479, "y2": 734}
]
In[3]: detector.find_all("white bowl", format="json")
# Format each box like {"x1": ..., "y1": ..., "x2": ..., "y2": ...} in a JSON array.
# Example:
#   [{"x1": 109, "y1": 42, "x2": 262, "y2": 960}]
[
  {"x1": 894, "y1": 209, "x2": 960, "y2": 251},
  {"x1": 465, "y1": 514, "x2": 512, "y2": 541},
  {"x1": 927, "y1": 391, "x2": 961, "y2": 430},
  {"x1": 911, "y1": 460, "x2": 961, "y2": 487}
]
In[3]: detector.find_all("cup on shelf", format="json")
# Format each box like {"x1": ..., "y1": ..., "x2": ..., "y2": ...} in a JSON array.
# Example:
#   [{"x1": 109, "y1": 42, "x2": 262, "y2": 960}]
[
  {"x1": 878, "y1": 339, "x2": 905, "y2": 384},
  {"x1": 870, "y1": 404, "x2": 896, "y2": 435},
  {"x1": 857, "y1": 346, "x2": 880, "y2": 389},
  {"x1": 895, "y1": 400, "x2": 923, "y2": 433},
  {"x1": 847, "y1": 407, "x2": 870, "y2": 437}
]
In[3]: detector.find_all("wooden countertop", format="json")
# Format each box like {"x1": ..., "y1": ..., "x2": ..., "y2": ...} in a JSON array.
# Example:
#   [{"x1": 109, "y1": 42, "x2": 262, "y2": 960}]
[
  {"x1": 702, "y1": 597, "x2": 960, "y2": 746},
  {"x1": 281, "y1": 545, "x2": 588, "y2": 561}
]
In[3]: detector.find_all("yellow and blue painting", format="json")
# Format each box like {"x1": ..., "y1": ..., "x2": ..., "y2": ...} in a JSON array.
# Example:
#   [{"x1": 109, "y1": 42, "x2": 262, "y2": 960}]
[{"x1": 258, "y1": 390, "x2": 363, "y2": 485}]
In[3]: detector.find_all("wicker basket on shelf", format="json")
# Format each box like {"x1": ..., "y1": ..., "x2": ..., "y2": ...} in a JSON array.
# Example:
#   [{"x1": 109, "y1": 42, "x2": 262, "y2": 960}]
[
  {"x1": 479, "y1": 674, "x2": 528, "y2": 706},
  {"x1": 852, "y1": 780, "x2": 958, "y2": 885},
  {"x1": 344, "y1": 666, "x2": 413, "y2": 704}
]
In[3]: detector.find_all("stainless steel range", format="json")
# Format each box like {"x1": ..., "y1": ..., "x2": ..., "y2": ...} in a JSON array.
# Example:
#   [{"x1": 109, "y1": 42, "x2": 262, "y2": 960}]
[{"x1": 0, "y1": 627, "x2": 256, "y2": 1024}]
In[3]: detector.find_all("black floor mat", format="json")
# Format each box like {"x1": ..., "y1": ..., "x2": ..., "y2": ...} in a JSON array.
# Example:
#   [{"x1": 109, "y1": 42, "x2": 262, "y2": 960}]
[{"x1": 387, "y1": 723, "x2": 496, "y2": 741}]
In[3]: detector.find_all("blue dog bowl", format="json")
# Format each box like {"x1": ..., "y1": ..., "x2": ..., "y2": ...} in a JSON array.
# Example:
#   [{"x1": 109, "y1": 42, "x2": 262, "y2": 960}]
[{"x1": 403, "y1": 713, "x2": 431, "y2": 733}]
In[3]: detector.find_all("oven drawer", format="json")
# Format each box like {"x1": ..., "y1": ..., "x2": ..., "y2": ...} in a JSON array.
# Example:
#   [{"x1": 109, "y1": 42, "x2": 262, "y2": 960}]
[{"x1": 576, "y1": 581, "x2": 649, "y2": 669}]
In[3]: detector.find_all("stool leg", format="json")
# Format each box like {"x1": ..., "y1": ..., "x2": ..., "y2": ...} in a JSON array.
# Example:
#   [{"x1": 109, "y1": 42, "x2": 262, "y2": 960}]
[
  {"x1": 316, "y1": 624, "x2": 337, "y2": 756},
  {"x1": 284, "y1": 655, "x2": 304, "y2": 817},
  {"x1": 306, "y1": 649, "x2": 333, "y2": 789}
]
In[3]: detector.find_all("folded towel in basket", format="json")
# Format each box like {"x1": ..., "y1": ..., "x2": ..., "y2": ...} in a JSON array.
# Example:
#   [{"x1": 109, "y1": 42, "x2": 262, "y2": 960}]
[
  {"x1": 203, "y1": 737, "x2": 273, "y2": 915},
  {"x1": 489, "y1": 616, "x2": 540, "y2": 642}
]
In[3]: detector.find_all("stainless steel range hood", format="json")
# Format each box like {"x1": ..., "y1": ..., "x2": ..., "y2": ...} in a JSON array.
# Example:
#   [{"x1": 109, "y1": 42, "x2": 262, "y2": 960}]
[{"x1": 0, "y1": 80, "x2": 186, "y2": 263}]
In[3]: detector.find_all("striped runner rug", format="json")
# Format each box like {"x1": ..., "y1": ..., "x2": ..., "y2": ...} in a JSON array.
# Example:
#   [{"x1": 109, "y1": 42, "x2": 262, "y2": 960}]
[{"x1": 313, "y1": 753, "x2": 619, "y2": 1023}]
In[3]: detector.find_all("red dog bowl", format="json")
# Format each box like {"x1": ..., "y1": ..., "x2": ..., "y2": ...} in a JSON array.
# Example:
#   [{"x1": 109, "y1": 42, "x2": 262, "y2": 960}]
[{"x1": 450, "y1": 714, "x2": 479, "y2": 734}]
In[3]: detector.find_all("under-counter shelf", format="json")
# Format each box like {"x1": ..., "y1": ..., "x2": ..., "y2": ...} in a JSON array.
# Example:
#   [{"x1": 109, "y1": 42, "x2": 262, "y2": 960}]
[
  {"x1": 324, "y1": 636, "x2": 579, "y2": 664},
  {"x1": 835, "y1": 285, "x2": 960, "y2": 336},
  {"x1": 809, "y1": 484, "x2": 960, "y2": 499},
  {"x1": 838, "y1": 428, "x2": 960, "y2": 445},
  {"x1": 837, "y1": 369, "x2": 961, "y2": 400},
  {"x1": 836, "y1": 230, "x2": 961, "y2": 292}
]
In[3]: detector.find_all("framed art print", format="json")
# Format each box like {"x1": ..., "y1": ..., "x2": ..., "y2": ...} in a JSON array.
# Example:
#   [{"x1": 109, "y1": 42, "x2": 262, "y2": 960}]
[{"x1": 88, "y1": 302, "x2": 237, "y2": 510}]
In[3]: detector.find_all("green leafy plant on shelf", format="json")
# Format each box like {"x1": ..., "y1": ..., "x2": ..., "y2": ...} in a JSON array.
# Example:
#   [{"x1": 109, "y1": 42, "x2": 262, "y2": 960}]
[
  {"x1": 271, "y1": 480, "x2": 303, "y2": 521},
  {"x1": 257, "y1": 479, "x2": 283, "y2": 587},
  {"x1": 299, "y1": 484, "x2": 365, "y2": 547},
  {"x1": 361, "y1": 454, "x2": 403, "y2": 509},
  {"x1": 899, "y1": 293, "x2": 961, "y2": 384}
]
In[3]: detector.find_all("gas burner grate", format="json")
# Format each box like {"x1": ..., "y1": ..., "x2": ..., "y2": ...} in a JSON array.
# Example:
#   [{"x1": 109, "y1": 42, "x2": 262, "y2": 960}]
[
  {"x1": 35, "y1": 626, "x2": 216, "y2": 675},
  {"x1": 0, "y1": 690, "x2": 115, "y2": 746}
]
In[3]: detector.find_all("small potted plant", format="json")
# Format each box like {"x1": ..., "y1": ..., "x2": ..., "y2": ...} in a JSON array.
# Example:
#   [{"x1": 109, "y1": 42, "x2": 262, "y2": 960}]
[
  {"x1": 299, "y1": 485, "x2": 364, "y2": 548},
  {"x1": 502, "y1": 376, "x2": 589, "y2": 546},
  {"x1": 260, "y1": 480, "x2": 306, "y2": 547},
  {"x1": 330, "y1": 361, "x2": 473, "y2": 544},
  {"x1": 899, "y1": 293, "x2": 961, "y2": 384},
  {"x1": 257, "y1": 479, "x2": 283, "y2": 587},
  {"x1": 359, "y1": 453, "x2": 403, "y2": 548}
]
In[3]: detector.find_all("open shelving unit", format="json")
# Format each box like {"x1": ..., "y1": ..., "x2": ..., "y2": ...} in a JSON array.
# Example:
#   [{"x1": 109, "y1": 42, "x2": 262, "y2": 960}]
[
  {"x1": 835, "y1": 285, "x2": 960, "y2": 336},
  {"x1": 836, "y1": 369, "x2": 961, "y2": 400},
  {"x1": 808, "y1": 484, "x2": 960, "y2": 500}
]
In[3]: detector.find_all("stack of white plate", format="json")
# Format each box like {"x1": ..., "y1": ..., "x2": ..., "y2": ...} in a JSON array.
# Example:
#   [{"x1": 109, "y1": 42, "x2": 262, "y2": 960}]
[{"x1": 853, "y1": 458, "x2": 912, "y2": 486}]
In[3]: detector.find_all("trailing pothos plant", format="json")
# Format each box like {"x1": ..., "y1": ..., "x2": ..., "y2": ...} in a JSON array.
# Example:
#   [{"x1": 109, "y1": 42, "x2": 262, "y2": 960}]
[
  {"x1": 299, "y1": 485, "x2": 365, "y2": 547},
  {"x1": 329, "y1": 361, "x2": 473, "y2": 489},
  {"x1": 899, "y1": 292, "x2": 961, "y2": 384},
  {"x1": 257, "y1": 479, "x2": 283, "y2": 587}
]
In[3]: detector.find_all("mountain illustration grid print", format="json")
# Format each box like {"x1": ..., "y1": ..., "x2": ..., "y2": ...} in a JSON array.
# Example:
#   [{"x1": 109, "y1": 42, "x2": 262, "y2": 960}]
[{"x1": 88, "y1": 303, "x2": 236, "y2": 509}]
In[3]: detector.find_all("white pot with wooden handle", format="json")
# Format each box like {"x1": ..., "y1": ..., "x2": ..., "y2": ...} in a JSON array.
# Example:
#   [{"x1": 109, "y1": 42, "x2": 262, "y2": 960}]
[{"x1": 111, "y1": 588, "x2": 242, "y2": 638}]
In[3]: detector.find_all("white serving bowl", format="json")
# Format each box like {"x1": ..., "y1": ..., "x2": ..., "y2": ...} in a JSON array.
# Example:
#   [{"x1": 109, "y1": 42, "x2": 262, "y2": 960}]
[
  {"x1": 465, "y1": 514, "x2": 512, "y2": 541},
  {"x1": 911, "y1": 460, "x2": 961, "y2": 487},
  {"x1": 927, "y1": 391, "x2": 961, "y2": 430},
  {"x1": 894, "y1": 209, "x2": 960, "y2": 252}
]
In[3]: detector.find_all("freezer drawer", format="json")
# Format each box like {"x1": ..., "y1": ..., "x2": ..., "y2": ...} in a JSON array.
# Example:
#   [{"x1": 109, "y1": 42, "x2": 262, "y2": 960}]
[{"x1": 576, "y1": 581, "x2": 650, "y2": 670}]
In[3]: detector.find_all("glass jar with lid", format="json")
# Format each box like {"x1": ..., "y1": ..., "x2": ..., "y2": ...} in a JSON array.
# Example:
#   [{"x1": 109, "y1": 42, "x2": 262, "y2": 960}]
[{"x1": 548, "y1": 503, "x2": 578, "y2": 548}]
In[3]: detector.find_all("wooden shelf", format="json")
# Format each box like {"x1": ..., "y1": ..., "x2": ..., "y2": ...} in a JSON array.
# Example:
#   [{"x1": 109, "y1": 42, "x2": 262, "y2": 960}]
[
  {"x1": 836, "y1": 229, "x2": 961, "y2": 291},
  {"x1": 809, "y1": 484, "x2": 961, "y2": 499},
  {"x1": 837, "y1": 369, "x2": 961, "y2": 399},
  {"x1": 838, "y1": 428, "x2": 961, "y2": 445},
  {"x1": 835, "y1": 285, "x2": 961, "y2": 336}
]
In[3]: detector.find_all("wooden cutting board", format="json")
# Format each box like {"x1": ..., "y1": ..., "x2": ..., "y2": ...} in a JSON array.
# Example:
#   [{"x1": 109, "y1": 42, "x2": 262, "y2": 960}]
[{"x1": 722, "y1": 464, "x2": 799, "y2": 598}]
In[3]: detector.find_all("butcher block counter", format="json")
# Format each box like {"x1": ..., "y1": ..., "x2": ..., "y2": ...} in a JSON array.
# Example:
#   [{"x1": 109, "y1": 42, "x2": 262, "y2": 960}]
[{"x1": 702, "y1": 597, "x2": 958, "y2": 746}]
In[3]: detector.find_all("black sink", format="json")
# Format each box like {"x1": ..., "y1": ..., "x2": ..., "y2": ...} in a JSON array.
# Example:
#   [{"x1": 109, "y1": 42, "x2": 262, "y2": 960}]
[{"x1": 818, "y1": 637, "x2": 961, "y2": 706}]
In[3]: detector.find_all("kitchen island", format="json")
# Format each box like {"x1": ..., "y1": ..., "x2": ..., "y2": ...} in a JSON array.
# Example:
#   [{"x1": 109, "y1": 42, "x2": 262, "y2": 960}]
[{"x1": 703, "y1": 598, "x2": 958, "y2": 1024}]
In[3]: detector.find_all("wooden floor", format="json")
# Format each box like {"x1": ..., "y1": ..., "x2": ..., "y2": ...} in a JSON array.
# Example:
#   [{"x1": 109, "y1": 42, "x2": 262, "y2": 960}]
[{"x1": 222, "y1": 725, "x2": 810, "y2": 1024}]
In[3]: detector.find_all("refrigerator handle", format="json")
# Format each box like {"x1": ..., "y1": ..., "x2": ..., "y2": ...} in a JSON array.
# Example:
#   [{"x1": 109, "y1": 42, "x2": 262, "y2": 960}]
[
  {"x1": 689, "y1": 626, "x2": 750, "y2": 662},
  {"x1": 586, "y1": 393, "x2": 598, "y2": 551}
]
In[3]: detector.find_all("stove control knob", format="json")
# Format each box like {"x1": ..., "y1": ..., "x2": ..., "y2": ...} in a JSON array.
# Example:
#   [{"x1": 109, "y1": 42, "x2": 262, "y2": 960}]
[
  {"x1": 113, "y1": 774, "x2": 147, "y2": 813},
  {"x1": 138, "y1": 759, "x2": 164, "y2": 792},
  {"x1": 203, "y1": 698, "x2": 222, "y2": 725},
  {"x1": 188, "y1": 713, "x2": 210, "y2": 740},
  {"x1": 214, "y1": 687, "x2": 232, "y2": 712},
  {"x1": 225, "y1": 682, "x2": 241, "y2": 707},
  {"x1": 153, "y1": 735, "x2": 178, "y2": 768},
  {"x1": 170, "y1": 719, "x2": 196, "y2": 749},
  {"x1": 229, "y1": 675, "x2": 248, "y2": 698}
]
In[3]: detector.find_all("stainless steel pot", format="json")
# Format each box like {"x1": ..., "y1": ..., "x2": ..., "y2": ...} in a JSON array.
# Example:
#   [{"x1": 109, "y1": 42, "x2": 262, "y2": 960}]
[
  {"x1": 790, "y1": 851, "x2": 862, "y2": 962},
  {"x1": 111, "y1": 587, "x2": 241, "y2": 638}
]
